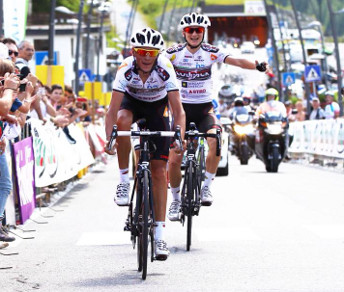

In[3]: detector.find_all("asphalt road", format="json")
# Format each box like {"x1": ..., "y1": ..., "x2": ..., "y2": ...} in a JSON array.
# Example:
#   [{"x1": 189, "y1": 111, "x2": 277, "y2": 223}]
[{"x1": 1, "y1": 155, "x2": 344, "y2": 292}]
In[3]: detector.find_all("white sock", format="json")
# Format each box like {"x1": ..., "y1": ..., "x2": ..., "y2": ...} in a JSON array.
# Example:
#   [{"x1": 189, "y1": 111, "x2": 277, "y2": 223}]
[
  {"x1": 119, "y1": 168, "x2": 129, "y2": 183},
  {"x1": 203, "y1": 171, "x2": 215, "y2": 189},
  {"x1": 170, "y1": 186, "x2": 181, "y2": 201},
  {"x1": 154, "y1": 221, "x2": 165, "y2": 241}
]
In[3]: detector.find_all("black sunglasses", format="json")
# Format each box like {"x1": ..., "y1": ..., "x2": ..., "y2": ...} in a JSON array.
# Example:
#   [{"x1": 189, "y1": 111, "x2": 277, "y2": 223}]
[{"x1": 8, "y1": 50, "x2": 19, "y2": 57}]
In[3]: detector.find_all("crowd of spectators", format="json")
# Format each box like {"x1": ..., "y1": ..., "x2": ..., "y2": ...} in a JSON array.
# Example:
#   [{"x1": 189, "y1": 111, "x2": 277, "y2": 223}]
[{"x1": 0, "y1": 37, "x2": 106, "y2": 249}]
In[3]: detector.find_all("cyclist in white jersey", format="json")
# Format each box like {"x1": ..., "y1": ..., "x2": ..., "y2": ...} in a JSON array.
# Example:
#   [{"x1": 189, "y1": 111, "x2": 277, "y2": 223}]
[
  {"x1": 105, "y1": 28, "x2": 185, "y2": 259},
  {"x1": 165, "y1": 12, "x2": 268, "y2": 220}
]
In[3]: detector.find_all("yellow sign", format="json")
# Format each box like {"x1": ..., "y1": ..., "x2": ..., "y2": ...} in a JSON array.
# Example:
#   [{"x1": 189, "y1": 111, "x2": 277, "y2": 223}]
[
  {"x1": 102, "y1": 92, "x2": 112, "y2": 106},
  {"x1": 84, "y1": 82, "x2": 102, "y2": 101},
  {"x1": 36, "y1": 65, "x2": 64, "y2": 87}
]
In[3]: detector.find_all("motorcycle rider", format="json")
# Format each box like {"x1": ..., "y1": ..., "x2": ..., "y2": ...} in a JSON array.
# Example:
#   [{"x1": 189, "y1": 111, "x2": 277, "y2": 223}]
[
  {"x1": 255, "y1": 88, "x2": 287, "y2": 119},
  {"x1": 164, "y1": 12, "x2": 268, "y2": 219}
]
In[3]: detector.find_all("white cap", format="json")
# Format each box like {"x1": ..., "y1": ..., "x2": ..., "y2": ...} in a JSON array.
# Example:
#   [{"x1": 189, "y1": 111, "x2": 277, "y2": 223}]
[{"x1": 0, "y1": 43, "x2": 9, "y2": 60}]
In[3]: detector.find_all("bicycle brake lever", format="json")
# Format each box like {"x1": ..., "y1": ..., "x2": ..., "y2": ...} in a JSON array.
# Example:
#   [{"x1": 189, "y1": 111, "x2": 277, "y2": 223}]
[
  {"x1": 107, "y1": 124, "x2": 118, "y2": 152},
  {"x1": 216, "y1": 128, "x2": 221, "y2": 157},
  {"x1": 174, "y1": 125, "x2": 183, "y2": 152}
]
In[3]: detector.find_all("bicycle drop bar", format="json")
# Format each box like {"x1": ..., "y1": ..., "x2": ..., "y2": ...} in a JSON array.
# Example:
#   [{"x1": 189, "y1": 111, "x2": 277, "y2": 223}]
[
  {"x1": 184, "y1": 127, "x2": 221, "y2": 157},
  {"x1": 108, "y1": 125, "x2": 183, "y2": 149}
]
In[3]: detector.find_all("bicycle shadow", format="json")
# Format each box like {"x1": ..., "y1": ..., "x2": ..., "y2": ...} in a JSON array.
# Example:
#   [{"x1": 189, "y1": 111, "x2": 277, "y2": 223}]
[{"x1": 71, "y1": 271, "x2": 165, "y2": 287}]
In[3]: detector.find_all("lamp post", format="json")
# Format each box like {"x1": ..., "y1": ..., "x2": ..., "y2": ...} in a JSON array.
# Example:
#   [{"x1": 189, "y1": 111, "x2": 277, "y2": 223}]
[
  {"x1": 290, "y1": 0, "x2": 311, "y2": 117},
  {"x1": 326, "y1": 0, "x2": 343, "y2": 116},
  {"x1": 48, "y1": 0, "x2": 57, "y2": 66},
  {"x1": 85, "y1": 0, "x2": 95, "y2": 70},
  {"x1": 305, "y1": 20, "x2": 329, "y2": 89},
  {"x1": 263, "y1": 0, "x2": 282, "y2": 97},
  {"x1": 96, "y1": 1, "x2": 110, "y2": 81},
  {"x1": 74, "y1": 0, "x2": 85, "y2": 94}
]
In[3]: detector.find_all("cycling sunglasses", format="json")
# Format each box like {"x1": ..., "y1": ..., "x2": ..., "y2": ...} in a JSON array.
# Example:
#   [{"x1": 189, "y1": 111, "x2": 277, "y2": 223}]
[
  {"x1": 8, "y1": 50, "x2": 19, "y2": 57},
  {"x1": 183, "y1": 27, "x2": 205, "y2": 34},
  {"x1": 133, "y1": 48, "x2": 160, "y2": 57}
]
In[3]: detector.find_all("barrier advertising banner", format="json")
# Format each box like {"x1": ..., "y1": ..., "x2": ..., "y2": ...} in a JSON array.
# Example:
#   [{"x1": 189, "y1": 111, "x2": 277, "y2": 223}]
[
  {"x1": 30, "y1": 120, "x2": 95, "y2": 187},
  {"x1": 289, "y1": 119, "x2": 344, "y2": 159},
  {"x1": 13, "y1": 137, "x2": 36, "y2": 224}
]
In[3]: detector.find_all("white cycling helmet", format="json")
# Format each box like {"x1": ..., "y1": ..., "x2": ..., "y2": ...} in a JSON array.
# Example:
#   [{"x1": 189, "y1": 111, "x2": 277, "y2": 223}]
[
  {"x1": 130, "y1": 27, "x2": 164, "y2": 50},
  {"x1": 179, "y1": 12, "x2": 211, "y2": 29}
]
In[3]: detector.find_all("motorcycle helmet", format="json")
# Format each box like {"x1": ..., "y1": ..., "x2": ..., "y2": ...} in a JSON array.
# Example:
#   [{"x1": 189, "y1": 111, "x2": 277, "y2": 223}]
[
  {"x1": 219, "y1": 84, "x2": 234, "y2": 100},
  {"x1": 265, "y1": 88, "x2": 279, "y2": 100},
  {"x1": 179, "y1": 12, "x2": 211, "y2": 29},
  {"x1": 130, "y1": 27, "x2": 164, "y2": 50},
  {"x1": 234, "y1": 97, "x2": 244, "y2": 107}
]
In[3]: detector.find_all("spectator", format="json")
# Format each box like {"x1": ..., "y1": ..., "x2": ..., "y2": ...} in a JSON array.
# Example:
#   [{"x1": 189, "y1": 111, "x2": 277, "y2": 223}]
[
  {"x1": 294, "y1": 100, "x2": 306, "y2": 122},
  {"x1": 309, "y1": 97, "x2": 325, "y2": 120},
  {"x1": 0, "y1": 58, "x2": 21, "y2": 243},
  {"x1": 324, "y1": 91, "x2": 340, "y2": 119},
  {"x1": 15, "y1": 40, "x2": 35, "y2": 70},
  {"x1": 2, "y1": 38, "x2": 19, "y2": 63}
]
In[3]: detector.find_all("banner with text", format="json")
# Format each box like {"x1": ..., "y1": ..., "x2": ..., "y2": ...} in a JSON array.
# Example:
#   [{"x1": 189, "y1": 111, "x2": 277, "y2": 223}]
[
  {"x1": 13, "y1": 137, "x2": 36, "y2": 224},
  {"x1": 289, "y1": 119, "x2": 344, "y2": 159},
  {"x1": 30, "y1": 120, "x2": 95, "y2": 187}
]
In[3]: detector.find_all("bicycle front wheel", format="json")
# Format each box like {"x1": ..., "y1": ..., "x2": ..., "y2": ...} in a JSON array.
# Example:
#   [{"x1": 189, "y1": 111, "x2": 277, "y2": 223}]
[
  {"x1": 137, "y1": 171, "x2": 150, "y2": 280},
  {"x1": 141, "y1": 171, "x2": 150, "y2": 280},
  {"x1": 186, "y1": 162, "x2": 194, "y2": 251}
]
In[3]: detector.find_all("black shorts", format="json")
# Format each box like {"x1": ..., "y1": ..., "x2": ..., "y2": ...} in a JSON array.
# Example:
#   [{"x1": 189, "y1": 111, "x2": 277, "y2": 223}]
[
  {"x1": 183, "y1": 102, "x2": 220, "y2": 132},
  {"x1": 120, "y1": 93, "x2": 170, "y2": 161}
]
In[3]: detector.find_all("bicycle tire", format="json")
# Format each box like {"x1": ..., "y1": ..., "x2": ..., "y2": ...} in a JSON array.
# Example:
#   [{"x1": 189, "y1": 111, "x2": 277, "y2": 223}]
[
  {"x1": 141, "y1": 170, "x2": 150, "y2": 280},
  {"x1": 136, "y1": 179, "x2": 143, "y2": 272},
  {"x1": 186, "y1": 162, "x2": 194, "y2": 251}
]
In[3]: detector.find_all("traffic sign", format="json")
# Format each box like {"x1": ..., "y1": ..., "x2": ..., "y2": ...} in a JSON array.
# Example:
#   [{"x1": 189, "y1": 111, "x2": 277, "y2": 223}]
[
  {"x1": 305, "y1": 65, "x2": 321, "y2": 83},
  {"x1": 35, "y1": 51, "x2": 58, "y2": 65},
  {"x1": 282, "y1": 72, "x2": 295, "y2": 86},
  {"x1": 79, "y1": 69, "x2": 92, "y2": 84}
]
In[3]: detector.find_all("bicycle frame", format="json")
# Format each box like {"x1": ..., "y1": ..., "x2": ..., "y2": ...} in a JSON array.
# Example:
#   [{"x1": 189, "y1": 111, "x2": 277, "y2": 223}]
[{"x1": 109, "y1": 124, "x2": 181, "y2": 279}]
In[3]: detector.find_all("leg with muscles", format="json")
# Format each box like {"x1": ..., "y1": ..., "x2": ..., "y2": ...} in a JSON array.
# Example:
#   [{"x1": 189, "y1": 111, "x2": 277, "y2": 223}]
[
  {"x1": 0, "y1": 153, "x2": 15, "y2": 242},
  {"x1": 167, "y1": 149, "x2": 184, "y2": 221},
  {"x1": 201, "y1": 132, "x2": 221, "y2": 206},
  {"x1": 151, "y1": 160, "x2": 169, "y2": 260},
  {"x1": 114, "y1": 109, "x2": 133, "y2": 206}
]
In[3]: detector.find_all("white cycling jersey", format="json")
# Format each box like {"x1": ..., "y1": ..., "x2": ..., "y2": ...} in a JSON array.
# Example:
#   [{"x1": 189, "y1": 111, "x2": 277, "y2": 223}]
[
  {"x1": 113, "y1": 55, "x2": 179, "y2": 102},
  {"x1": 164, "y1": 43, "x2": 229, "y2": 104}
]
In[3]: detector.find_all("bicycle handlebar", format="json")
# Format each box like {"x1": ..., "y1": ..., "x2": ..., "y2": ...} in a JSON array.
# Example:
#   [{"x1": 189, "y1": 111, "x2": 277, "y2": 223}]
[
  {"x1": 184, "y1": 124, "x2": 221, "y2": 157},
  {"x1": 107, "y1": 124, "x2": 183, "y2": 152}
]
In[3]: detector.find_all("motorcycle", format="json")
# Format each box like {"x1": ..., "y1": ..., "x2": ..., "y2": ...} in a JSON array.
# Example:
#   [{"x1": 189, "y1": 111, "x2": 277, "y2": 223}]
[
  {"x1": 228, "y1": 107, "x2": 254, "y2": 165},
  {"x1": 250, "y1": 111, "x2": 289, "y2": 173}
]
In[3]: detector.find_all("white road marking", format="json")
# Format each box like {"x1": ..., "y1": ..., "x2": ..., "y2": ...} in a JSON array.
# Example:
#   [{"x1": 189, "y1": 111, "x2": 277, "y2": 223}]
[{"x1": 76, "y1": 231, "x2": 131, "y2": 246}]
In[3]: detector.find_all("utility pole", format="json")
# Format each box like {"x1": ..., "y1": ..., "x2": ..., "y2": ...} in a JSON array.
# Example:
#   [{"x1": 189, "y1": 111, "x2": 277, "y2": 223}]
[
  {"x1": 75, "y1": 0, "x2": 85, "y2": 94},
  {"x1": 166, "y1": 0, "x2": 177, "y2": 41},
  {"x1": 0, "y1": 0, "x2": 4, "y2": 37},
  {"x1": 326, "y1": 0, "x2": 343, "y2": 116},
  {"x1": 85, "y1": 0, "x2": 94, "y2": 69},
  {"x1": 48, "y1": 0, "x2": 56, "y2": 66},
  {"x1": 290, "y1": 0, "x2": 311, "y2": 117},
  {"x1": 159, "y1": 0, "x2": 169, "y2": 32},
  {"x1": 263, "y1": 0, "x2": 282, "y2": 98}
]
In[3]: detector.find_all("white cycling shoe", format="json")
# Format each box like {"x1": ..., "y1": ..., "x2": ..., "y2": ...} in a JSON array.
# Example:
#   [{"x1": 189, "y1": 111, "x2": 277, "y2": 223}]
[
  {"x1": 167, "y1": 200, "x2": 181, "y2": 222},
  {"x1": 201, "y1": 186, "x2": 213, "y2": 206},
  {"x1": 114, "y1": 182, "x2": 130, "y2": 206},
  {"x1": 155, "y1": 239, "x2": 169, "y2": 261}
]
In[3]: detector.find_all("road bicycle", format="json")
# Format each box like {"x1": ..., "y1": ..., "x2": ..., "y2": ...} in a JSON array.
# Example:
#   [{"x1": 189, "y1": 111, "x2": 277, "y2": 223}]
[
  {"x1": 108, "y1": 122, "x2": 182, "y2": 280},
  {"x1": 180, "y1": 122, "x2": 221, "y2": 251}
]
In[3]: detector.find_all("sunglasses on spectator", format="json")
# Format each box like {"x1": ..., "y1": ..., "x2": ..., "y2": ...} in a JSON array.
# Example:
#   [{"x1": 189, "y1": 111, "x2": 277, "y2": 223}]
[
  {"x1": 133, "y1": 48, "x2": 160, "y2": 57},
  {"x1": 184, "y1": 27, "x2": 205, "y2": 34},
  {"x1": 9, "y1": 50, "x2": 19, "y2": 57}
]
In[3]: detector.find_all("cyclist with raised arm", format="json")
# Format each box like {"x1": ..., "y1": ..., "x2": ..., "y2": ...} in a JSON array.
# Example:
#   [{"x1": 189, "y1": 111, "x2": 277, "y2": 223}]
[
  {"x1": 105, "y1": 28, "x2": 185, "y2": 259},
  {"x1": 165, "y1": 12, "x2": 268, "y2": 220}
]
